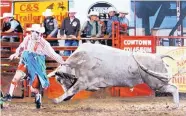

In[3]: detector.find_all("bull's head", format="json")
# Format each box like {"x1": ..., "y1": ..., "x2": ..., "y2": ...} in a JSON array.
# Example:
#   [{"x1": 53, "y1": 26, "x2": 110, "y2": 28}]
[{"x1": 47, "y1": 65, "x2": 77, "y2": 92}]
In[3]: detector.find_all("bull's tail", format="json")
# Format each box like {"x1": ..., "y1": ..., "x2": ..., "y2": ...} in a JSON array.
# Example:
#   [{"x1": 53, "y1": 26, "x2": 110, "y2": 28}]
[
  {"x1": 138, "y1": 63, "x2": 170, "y2": 82},
  {"x1": 133, "y1": 55, "x2": 171, "y2": 82},
  {"x1": 160, "y1": 55, "x2": 174, "y2": 60}
]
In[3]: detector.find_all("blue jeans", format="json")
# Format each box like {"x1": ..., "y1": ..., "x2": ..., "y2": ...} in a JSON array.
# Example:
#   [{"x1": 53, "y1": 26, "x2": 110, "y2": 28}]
[
  {"x1": 1, "y1": 36, "x2": 19, "y2": 42},
  {"x1": 64, "y1": 40, "x2": 78, "y2": 56}
]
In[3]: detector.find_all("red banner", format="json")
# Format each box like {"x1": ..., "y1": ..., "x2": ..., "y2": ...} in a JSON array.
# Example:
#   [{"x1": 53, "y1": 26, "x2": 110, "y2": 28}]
[
  {"x1": 0, "y1": 1, "x2": 12, "y2": 17},
  {"x1": 110, "y1": 36, "x2": 156, "y2": 97},
  {"x1": 120, "y1": 36, "x2": 156, "y2": 53}
]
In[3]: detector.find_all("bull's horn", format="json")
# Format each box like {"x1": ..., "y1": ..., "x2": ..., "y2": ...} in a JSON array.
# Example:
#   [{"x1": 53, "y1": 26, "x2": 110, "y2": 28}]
[
  {"x1": 47, "y1": 71, "x2": 56, "y2": 78},
  {"x1": 160, "y1": 55, "x2": 174, "y2": 60},
  {"x1": 47, "y1": 62, "x2": 70, "y2": 78},
  {"x1": 47, "y1": 66, "x2": 62, "y2": 78}
]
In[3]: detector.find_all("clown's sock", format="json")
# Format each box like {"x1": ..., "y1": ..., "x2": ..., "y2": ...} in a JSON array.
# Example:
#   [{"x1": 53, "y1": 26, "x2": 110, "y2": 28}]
[{"x1": 8, "y1": 81, "x2": 17, "y2": 96}]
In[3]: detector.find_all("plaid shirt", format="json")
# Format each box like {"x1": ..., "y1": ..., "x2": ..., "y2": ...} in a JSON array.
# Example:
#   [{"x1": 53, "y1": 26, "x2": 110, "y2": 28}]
[
  {"x1": 106, "y1": 16, "x2": 119, "y2": 34},
  {"x1": 15, "y1": 35, "x2": 64, "y2": 64}
]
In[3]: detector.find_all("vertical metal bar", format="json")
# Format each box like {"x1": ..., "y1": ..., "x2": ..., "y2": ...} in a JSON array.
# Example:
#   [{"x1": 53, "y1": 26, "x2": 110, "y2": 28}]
[
  {"x1": 176, "y1": 0, "x2": 182, "y2": 46},
  {"x1": 112, "y1": 22, "x2": 115, "y2": 47},
  {"x1": 134, "y1": 0, "x2": 136, "y2": 36}
]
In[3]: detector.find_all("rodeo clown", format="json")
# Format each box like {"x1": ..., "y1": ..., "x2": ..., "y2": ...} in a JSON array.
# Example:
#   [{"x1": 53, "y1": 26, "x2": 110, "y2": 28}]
[{"x1": 3, "y1": 24, "x2": 65, "y2": 108}]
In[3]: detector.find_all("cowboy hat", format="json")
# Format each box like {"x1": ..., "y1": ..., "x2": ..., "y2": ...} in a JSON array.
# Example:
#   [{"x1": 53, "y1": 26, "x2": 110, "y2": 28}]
[
  {"x1": 26, "y1": 24, "x2": 45, "y2": 33},
  {"x1": 67, "y1": 8, "x2": 77, "y2": 13},
  {"x1": 118, "y1": 10, "x2": 129, "y2": 14},
  {"x1": 88, "y1": 11, "x2": 99, "y2": 17},
  {"x1": 108, "y1": 7, "x2": 117, "y2": 13},
  {"x1": 0, "y1": 13, "x2": 13, "y2": 19},
  {"x1": 42, "y1": 9, "x2": 53, "y2": 16}
]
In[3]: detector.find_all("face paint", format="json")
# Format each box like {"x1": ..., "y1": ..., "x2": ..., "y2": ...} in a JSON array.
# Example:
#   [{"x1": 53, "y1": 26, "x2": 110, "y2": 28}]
[{"x1": 31, "y1": 31, "x2": 40, "y2": 40}]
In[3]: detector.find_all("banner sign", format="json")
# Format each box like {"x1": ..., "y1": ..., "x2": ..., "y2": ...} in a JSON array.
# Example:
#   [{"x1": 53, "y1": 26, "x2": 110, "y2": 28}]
[
  {"x1": 120, "y1": 36, "x2": 156, "y2": 53},
  {"x1": 0, "y1": 1, "x2": 12, "y2": 17},
  {"x1": 88, "y1": 2, "x2": 114, "y2": 21},
  {"x1": 14, "y1": 0, "x2": 68, "y2": 27},
  {"x1": 157, "y1": 46, "x2": 186, "y2": 93},
  {"x1": 73, "y1": 0, "x2": 131, "y2": 27},
  {"x1": 115, "y1": 36, "x2": 156, "y2": 97}
]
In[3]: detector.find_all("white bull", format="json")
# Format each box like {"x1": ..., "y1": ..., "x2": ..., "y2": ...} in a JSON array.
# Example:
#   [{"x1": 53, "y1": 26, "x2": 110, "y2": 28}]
[{"x1": 48, "y1": 43, "x2": 179, "y2": 107}]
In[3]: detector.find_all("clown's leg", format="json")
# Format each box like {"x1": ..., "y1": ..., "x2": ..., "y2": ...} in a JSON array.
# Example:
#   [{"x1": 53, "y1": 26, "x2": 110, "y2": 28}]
[
  {"x1": 3, "y1": 70, "x2": 26, "y2": 101},
  {"x1": 30, "y1": 76, "x2": 42, "y2": 109}
]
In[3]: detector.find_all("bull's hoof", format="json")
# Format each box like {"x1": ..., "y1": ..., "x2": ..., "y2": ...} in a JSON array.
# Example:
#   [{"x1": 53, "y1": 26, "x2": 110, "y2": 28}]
[
  {"x1": 63, "y1": 95, "x2": 74, "y2": 101},
  {"x1": 173, "y1": 104, "x2": 179, "y2": 109},
  {"x1": 166, "y1": 104, "x2": 179, "y2": 109},
  {"x1": 52, "y1": 98, "x2": 60, "y2": 104}
]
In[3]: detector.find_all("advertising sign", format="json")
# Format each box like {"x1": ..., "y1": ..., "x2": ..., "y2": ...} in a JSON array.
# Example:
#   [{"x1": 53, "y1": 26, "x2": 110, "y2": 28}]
[
  {"x1": 157, "y1": 46, "x2": 186, "y2": 93},
  {"x1": 120, "y1": 36, "x2": 156, "y2": 53},
  {"x1": 88, "y1": 2, "x2": 114, "y2": 21},
  {"x1": 115, "y1": 36, "x2": 156, "y2": 97},
  {"x1": 0, "y1": 1, "x2": 12, "y2": 17},
  {"x1": 14, "y1": 0, "x2": 68, "y2": 27},
  {"x1": 72, "y1": 0, "x2": 131, "y2": 26}
]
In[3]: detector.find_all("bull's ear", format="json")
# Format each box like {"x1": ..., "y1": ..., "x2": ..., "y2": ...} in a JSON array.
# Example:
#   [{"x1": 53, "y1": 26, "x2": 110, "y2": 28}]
[
  {"x1": 56, "y1": 76, "x2": 62, "y2": 83},
  {"x1": 55, "y1": 72, "x2": 60, "y2": 76}
]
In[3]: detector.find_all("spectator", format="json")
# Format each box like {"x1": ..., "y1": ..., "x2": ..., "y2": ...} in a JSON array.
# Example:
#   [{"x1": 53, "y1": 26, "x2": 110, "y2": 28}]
[
  {"x1": 60, "y1": 8, "x2": 80, "y2": 56},
  {"x1": 96, "y1": 18, "x2": 106, "y2": 38},
  {"x1": 118, "y1": 10, "x2": 129, "y2": 26},
  {"x1": 96, "y1": 16, "x2": 107, "y2": 44},
  {"x1": 106, "y1": 7, "x2": 119, "y2": 35},
  {"x1": 106, "y1": 7, "x2": 119, "y2": 46},
  {"x1": 42, "y1": 9, "x2": 58, "y2": 46},
  {"x1": 2, "y1": 24, "x2": 64, "y2": 108},
  {"x1": 118, "y1": 10, "x2": 129, "y2": 35},
  {"x1": 81, "y1": 10, "x2": 101, "y2": 44},
  {"x1": 0, "y1": 13, "x2": 23, "y2": 42}
]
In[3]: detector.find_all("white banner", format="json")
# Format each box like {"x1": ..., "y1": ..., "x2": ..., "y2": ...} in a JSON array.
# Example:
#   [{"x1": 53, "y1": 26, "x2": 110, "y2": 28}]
[{"x1": 71, "y1": 0, "x2": 131, "y2": 26}]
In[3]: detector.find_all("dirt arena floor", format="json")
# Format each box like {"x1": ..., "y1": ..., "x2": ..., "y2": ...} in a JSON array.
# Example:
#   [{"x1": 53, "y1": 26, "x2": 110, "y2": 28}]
[{"x1": 1, "y1": 96, "x2": 186, "y2": 116}]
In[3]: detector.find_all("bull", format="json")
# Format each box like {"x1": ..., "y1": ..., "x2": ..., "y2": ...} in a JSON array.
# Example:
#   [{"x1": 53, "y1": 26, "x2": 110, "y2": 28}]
[{"x1": 48, "y1": 43, "x2": 179, "y2": 107}]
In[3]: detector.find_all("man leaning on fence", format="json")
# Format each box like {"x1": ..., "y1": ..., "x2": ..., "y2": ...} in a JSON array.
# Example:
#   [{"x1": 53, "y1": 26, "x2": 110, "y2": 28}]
[
  {"x1": 0, "y1": 13, "x2": 23, "y2": 42},
  {"x1": 60, "y1": 8, "x2": 80, "y2": 56},
  {"x1": 106, "y1": 7, "x2": 119, "y2": 46},
  {"x1": 118, "y1": 9, "x2": 129, "y2": 35},
  {"x1": 81, "y1": 10, "x2": 101, "y2": 44},
  {"x1": 2, "y1": 24, "x2": 65, "y2": 108},
  {"x1": 42, "y1": 9, "x2": 59, "y2": 46}
]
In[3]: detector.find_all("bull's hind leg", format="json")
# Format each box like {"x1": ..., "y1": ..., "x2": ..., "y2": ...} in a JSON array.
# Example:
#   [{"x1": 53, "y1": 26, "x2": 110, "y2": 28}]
[
  {"x1": 53, "y1": 81, "x2": 83, "y2": 104},
  {"x1": 158, "y1": 84, "x2": 179, "y2": 108}
]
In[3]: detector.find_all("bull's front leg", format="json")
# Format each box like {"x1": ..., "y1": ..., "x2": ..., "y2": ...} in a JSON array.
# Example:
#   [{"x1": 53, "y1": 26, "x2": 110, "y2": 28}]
[
  {"x1": 158, "y1": 84, "x2": 179, "y2": 108},
  {"x1": 52, "y1": 80, "x2": 84, "y2": 104}
]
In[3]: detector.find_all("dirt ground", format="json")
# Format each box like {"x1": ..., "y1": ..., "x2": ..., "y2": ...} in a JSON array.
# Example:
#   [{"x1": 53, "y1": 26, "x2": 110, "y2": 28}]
[{"x1": 1, "y1": 96, "x2": 186, "y2": 116}]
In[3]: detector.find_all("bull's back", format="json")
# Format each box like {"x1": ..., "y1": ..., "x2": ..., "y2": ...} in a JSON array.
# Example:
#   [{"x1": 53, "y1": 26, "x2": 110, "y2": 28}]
[{"x1": 66, "y1": 43, "x2": 144, "y2": 86}]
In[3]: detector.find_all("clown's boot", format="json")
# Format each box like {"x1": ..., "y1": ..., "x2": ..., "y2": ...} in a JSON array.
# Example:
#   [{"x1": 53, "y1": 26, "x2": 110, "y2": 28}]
[
  {"x1": 35, "y1": 93, "x2": 41, "y2": 109},
  {"x1": 2, "y1": 93, "x2": 12, "y2": 102}
]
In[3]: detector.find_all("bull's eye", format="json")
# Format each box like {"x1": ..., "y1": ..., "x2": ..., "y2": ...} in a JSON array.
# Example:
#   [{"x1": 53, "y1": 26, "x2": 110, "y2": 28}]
[{"x1": 56, "y1": 76, "x2": 61, "y2": 83}]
